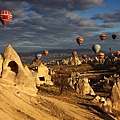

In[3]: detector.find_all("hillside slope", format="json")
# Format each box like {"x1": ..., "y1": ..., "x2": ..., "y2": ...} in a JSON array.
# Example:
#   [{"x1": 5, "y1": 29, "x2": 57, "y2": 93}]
[{"x1": 0, "y1": 79, "x2": 115, "y2": 120}]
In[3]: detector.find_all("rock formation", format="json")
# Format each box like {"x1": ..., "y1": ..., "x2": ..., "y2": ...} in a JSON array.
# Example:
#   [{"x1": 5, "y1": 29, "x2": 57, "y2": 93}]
[
  {"x1": 92, "y1": 77, "x2": 120, "y2": 118},
  {"x1": 73, "y1": 57, "x2": 81, "y2": 65},
  {"x1": 0, "y1": 45, "x2": 38, "y2": 95},
  {"x1": 110, "y1": 78, "x2": 120, "y2": 111},
  {"x1": 36, "y1": 63, "x2": 54, "y2": 87},
  {"x1": 76, "y1": 77, "x2": 95, "y2": 96},
  {"x1": 61, "y1": 57, "x2": 81, "y2": 65},
  {"x1": 0, "y1": 54, "x2": 3, "y2": 76},
  {"x1": 93, "y1": 96, "x2": 112, "y2": 113}
]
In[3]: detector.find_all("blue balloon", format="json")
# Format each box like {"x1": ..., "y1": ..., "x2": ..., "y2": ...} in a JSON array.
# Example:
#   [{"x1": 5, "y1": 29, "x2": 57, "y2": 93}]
[{"x1": 35, "y1": 53, "x2": 42, "y2": 58}]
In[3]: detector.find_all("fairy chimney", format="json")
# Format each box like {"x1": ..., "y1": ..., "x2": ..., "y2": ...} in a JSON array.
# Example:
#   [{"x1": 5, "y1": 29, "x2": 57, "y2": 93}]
[
  {"x1": 36, "y1": 63, "x2": 53, "y2": 86},
  {"x1": 74, "y1": 57, "x2": 81, "y2": 65},
  {"x1": 1, "y1": 45, "x2": 37, "y2": 95},
  {"x1": 76, "y1": 77, "x2": 95, "y2": 96},
  {"x1": 110, "y1": 79, "x2": 120, "y2": 111}
]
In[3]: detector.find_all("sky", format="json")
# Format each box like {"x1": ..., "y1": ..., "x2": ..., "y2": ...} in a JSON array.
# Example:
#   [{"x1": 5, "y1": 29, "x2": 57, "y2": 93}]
[{"x1": 0, "y1": 0, "x2": 120, "y2": 53}]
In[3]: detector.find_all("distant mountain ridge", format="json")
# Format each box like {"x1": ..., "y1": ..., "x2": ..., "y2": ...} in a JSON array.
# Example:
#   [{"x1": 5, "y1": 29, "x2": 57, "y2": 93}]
[
  {"x1": 18, "y1": 48, "x2": 112, "y2": 63},
  {"x1": 18, "y1": 48, "x2": 95, "y2": 63},
  {"x1": 18, "y1": 48, "x2": 93, "y2": 56}
]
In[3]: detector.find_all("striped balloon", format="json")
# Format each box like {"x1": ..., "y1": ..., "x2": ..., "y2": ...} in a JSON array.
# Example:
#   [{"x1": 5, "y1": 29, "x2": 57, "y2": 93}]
[{"x1": 0, "y1": 10, "x2": 12, "y2": 27}]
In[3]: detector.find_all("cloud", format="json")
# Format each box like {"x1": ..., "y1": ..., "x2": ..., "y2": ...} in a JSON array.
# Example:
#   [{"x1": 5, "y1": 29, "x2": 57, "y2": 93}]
[
  {"x1": 0, "y1": 0, "x2": 119, "y2": 52},
  {"x1": 27, "y1": 0, "x2": 104, "y2": 11},
  {"x1": 100, "y1": 23, "x2": 118, "y2": 28},
  {"x1": 92, "y1": 11, "x2": 120, "y2": 23}
]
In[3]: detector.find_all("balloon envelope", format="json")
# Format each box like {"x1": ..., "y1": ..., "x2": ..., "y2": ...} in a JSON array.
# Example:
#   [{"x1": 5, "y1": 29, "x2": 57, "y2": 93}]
[
  {"x1": 0, "y1": 10, "x2": 12, "y2": 27},
  {"x1": 116, "y1": 51, "x2": 120, "y2": 56},
  {"x1": 100, "y1": 34, "x2": 106, "y2": 41},
  {"x1": 92, "y1": 44, "x2": 101, "y2": 53},
  {"x1": 82, "y1": 54, "x2": 87, "y2": 59},
  {"x1": 112, "y1": 34, "x2": 117, "y2": 39},
  {"x1": 35, "y1": 53, "x2": 42, "y2": 59},
  {"x1": 98, "y1": 52, "x2": 104, "y2": 59},
  {"x1": 76, "y1": 37, "x2": 84, "y2": 45},
  {"x1": 43, "y1": 50, "x2": 49, "y2": 56},
  {"x1": 109, "y1": 48, "x2": 112, "y2": 51}
]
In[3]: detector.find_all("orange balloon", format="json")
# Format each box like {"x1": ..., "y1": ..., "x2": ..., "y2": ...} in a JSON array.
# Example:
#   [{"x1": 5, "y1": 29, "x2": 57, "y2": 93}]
[
  {"x1": 116, "y1": 51, "x2": 120, "y2": 56},
  {"x1": 98, "y1": 52, "x2": 104, "y2": 59},
  {"x1": 43, "y1": 50, "x2": 49, "y2": 56},
  {"x1": 100, "y1": 34, "x2": 106, "y2": 41}
]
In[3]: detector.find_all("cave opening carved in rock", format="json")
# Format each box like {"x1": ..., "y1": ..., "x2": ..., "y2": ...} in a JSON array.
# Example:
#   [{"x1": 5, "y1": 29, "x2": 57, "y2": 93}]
[{"x1": 8, "y1": 61, "x2": 18, "y2": 74}]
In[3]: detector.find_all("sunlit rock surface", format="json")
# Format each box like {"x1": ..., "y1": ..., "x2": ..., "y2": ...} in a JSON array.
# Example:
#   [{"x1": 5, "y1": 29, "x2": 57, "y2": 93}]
[{"x1": 1, "y1": 44, "x2": 37, "y2": 95}]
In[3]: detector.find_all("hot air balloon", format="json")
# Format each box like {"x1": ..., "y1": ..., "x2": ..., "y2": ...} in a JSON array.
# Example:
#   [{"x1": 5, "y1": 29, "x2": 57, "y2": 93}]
[
  {"x1": 72, "y1": 51, "x2": 78, "y2": 57},
  {"x1": 112, "y1": 34, "x2": 117, "y2": 40},
  {"x1": 82, "y1": 54, "x2": 87, "y2": 59},
  {"x1": 43, "y1": 50, "x2": 49, "y2": 56},
  {"x1": 76, "y1": 37, "x2": 84, "y2": 45},
  {"x1": 100, "y1": 34, "x2": 106, "y2": 41},
  {"x1": 35, "y1": 53, "x2": 42, "y2": 59},
  {"x1": 92, "y1": 44, "x2": 101, "y2": 53},
  {"x1": 98, "y1": 52, "x2": 104, "y2": 60},
  {"x1": 109, "y1": 48, "x2": 112, "y2": 51},
  {"x1": 0, "y1": 10, "x2": 12, "y2": 27},
  {"x1": 116, "y1": 51, "x2": 120, "y2": 56}
]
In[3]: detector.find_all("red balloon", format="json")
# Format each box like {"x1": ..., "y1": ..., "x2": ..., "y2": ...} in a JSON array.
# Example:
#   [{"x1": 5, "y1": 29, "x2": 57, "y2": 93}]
[
  {"x1": 0, "y1": 10, "x2": 12, "y2": 27},
  {"x1": 112, "y1": 34, "x2": 117, "y2": 40},
  {"x1": 100, "y1": 34, "x2": 106, "y2": 41}
]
